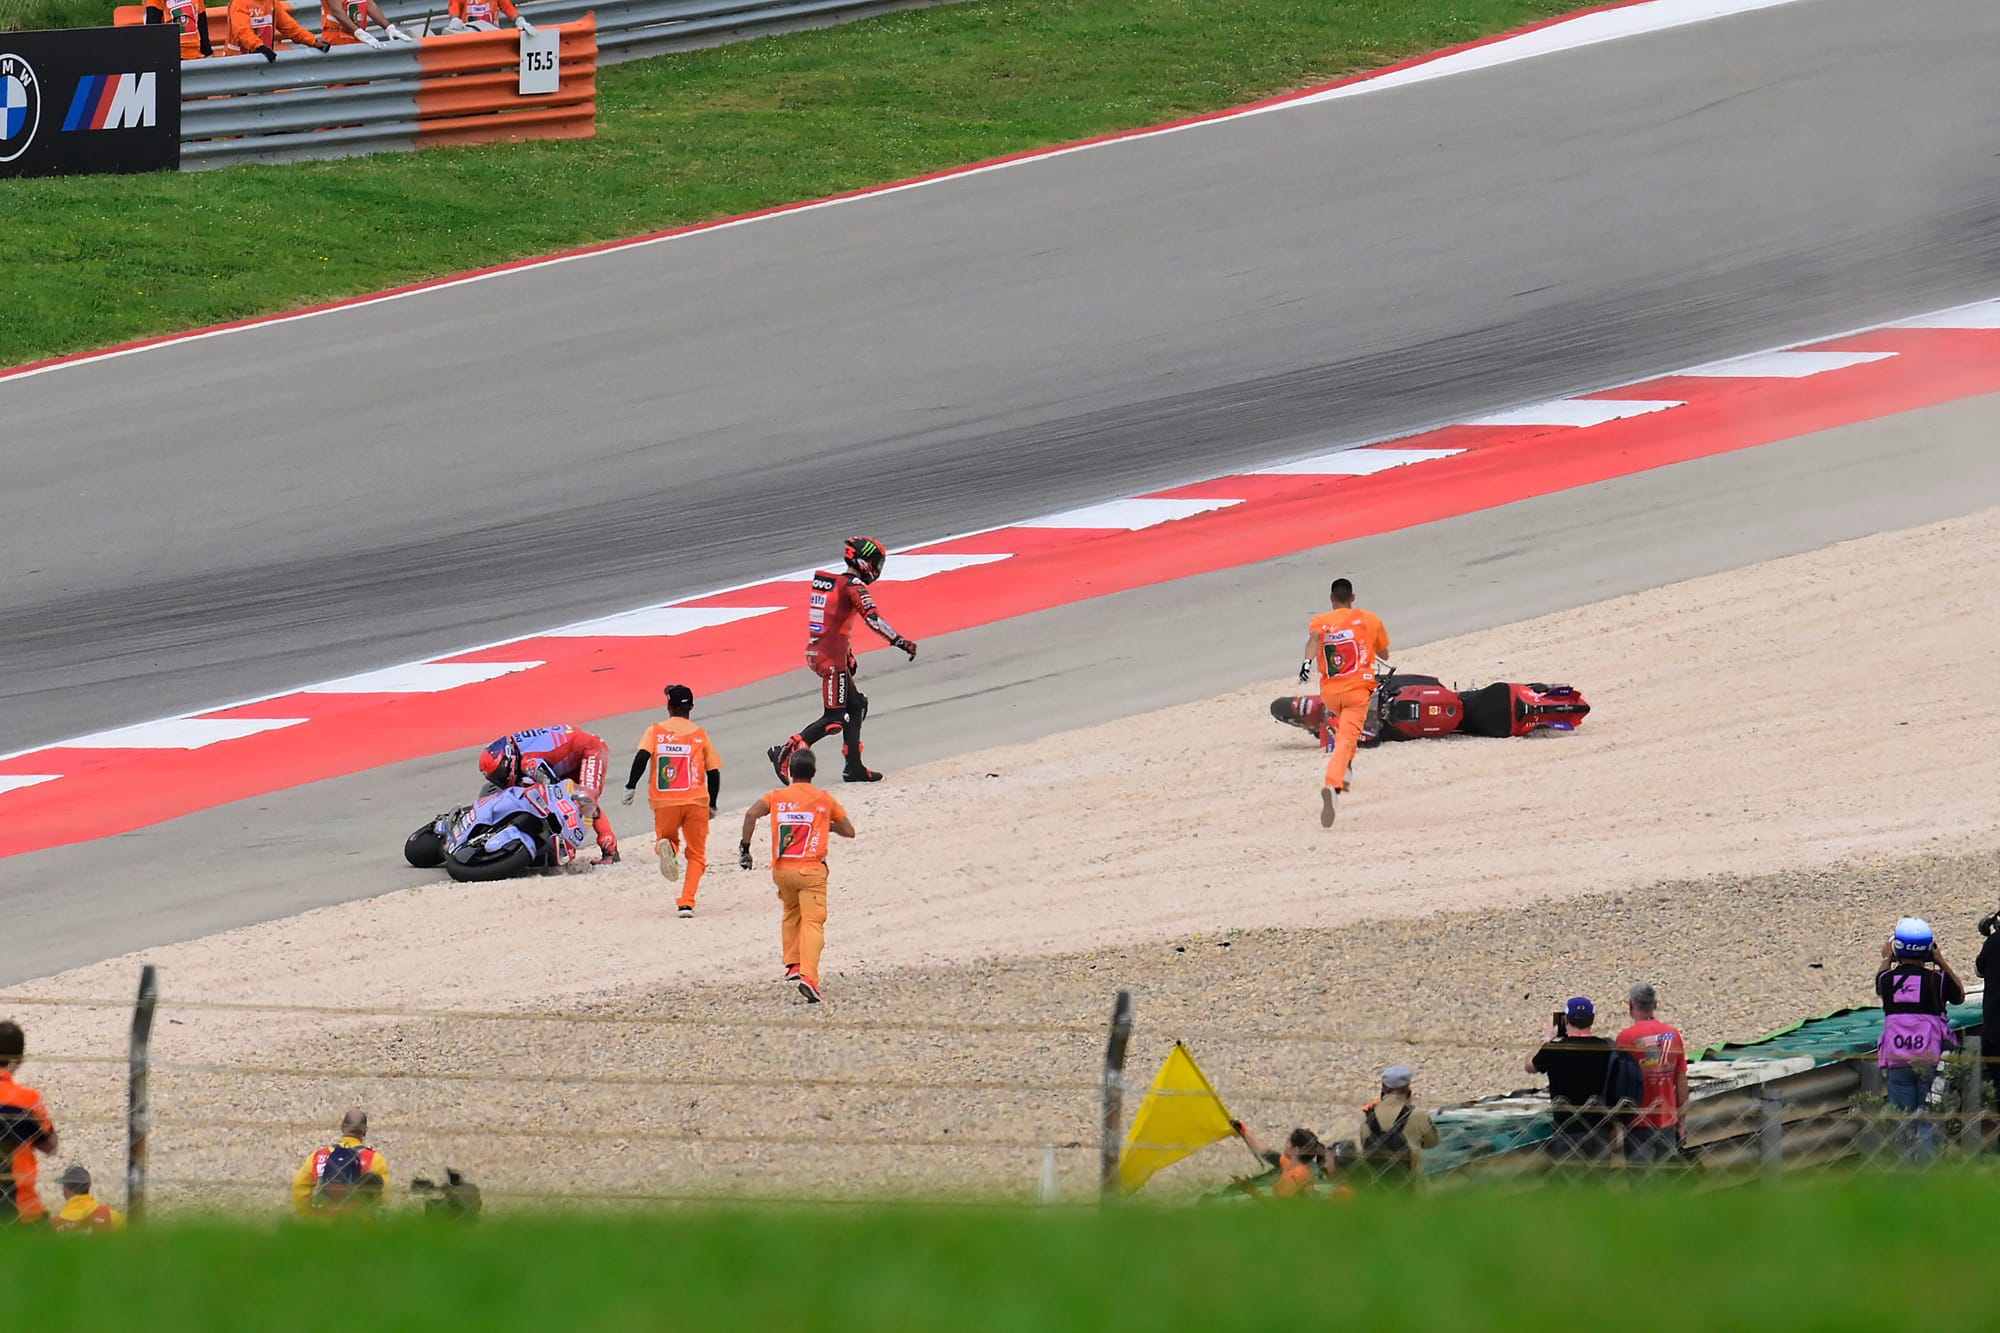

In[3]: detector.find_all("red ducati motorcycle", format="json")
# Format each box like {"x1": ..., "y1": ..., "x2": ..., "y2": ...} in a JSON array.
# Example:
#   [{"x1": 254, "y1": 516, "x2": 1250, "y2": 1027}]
[{"x1": 1271, "y1": 668, "x2": 1590, "y2": 747}]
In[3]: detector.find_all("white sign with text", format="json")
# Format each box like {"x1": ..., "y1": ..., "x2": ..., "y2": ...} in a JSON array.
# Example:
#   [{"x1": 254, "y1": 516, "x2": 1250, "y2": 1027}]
[{"x1": 518, "y1": 27, "x2": 559, "y2": 96}]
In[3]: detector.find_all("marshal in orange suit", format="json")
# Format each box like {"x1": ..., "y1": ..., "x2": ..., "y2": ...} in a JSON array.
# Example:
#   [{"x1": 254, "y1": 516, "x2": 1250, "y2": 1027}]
[
  {"x1": 623, "y1": 684, "x2": 722, "y2": 917},
  {"x1": 1301, "y1": 577, "x2": 1390, "y2": 828},
  {"x1": 739, "y1": 748, "x2": 854, "y2": 1005}
]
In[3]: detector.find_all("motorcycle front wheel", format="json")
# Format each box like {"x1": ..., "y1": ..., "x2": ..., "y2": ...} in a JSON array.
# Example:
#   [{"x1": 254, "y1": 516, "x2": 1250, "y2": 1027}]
[
  {"x1": 404, "y1": 823, "x2": 447, "y2": 868},
  {"x1": 444, "y1": 840, "x2": 537, "y2": 883}
]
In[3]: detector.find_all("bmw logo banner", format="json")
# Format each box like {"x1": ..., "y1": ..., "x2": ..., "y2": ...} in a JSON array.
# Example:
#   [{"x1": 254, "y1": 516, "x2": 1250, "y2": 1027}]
[{"x1": 0, "y1": 26, "x2": 179, "y2": 179}]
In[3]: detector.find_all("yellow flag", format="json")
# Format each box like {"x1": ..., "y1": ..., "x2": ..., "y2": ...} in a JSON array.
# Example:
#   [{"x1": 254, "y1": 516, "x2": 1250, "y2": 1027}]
[{"x1": 1118, "y1": 1042, "x2": 1237, "y2": 1195}]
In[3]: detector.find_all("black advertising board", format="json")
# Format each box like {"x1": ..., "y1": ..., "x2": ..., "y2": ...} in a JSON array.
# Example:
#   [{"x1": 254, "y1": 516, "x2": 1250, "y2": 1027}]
[{"x1": 1, "y1": 26, "x2": 179, "y2": 179}]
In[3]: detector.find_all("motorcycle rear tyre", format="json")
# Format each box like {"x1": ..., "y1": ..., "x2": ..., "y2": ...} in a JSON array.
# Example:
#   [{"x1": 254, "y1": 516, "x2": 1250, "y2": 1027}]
[
  {"x1": 405, "y1": 825, "x2": 447, "y2": 868},
  {"x1": 445, "y1": 842, "x2": 537, "y2": 883}
]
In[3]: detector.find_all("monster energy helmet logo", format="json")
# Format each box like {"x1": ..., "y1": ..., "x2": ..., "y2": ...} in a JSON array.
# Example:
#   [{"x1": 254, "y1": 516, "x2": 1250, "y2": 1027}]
[{"x1": 0, "y1": 53, "x2": 42, "y2": 164}]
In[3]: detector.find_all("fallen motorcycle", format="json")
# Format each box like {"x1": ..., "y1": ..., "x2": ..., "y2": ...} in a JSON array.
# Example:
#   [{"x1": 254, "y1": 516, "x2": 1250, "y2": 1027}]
[
  {"x1": 1271, "y1": 668, "x2": 1590, "y2": 746},
  {"x1": 404, "y1": 776, "x2": 593, "y2": 882}
]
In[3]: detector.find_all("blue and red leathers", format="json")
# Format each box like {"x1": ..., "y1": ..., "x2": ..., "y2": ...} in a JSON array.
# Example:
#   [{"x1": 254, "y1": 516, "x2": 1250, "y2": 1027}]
[{"x1": 478, "y1": 725, "x2": 617, "y2": 856}]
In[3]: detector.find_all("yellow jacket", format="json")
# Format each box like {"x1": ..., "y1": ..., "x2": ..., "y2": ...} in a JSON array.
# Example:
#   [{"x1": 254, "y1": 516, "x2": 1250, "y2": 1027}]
[
  {"x1": 51, "y1": 1193, "x2": 126, "y2": 1233},
  {"x1": 290, "y1": 1136, "x2": 389, "y2": 1215}
]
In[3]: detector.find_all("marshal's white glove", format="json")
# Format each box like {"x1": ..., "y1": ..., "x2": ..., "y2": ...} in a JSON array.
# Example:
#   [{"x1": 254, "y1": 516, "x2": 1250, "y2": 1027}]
[
  {"x1": 620, "y1": 788, "x2": 635, "y2": 806},
  {"x1": 354, "y1": 26, "x2": 380, "y2": 43},
  {"x1": 515, "y1": 14, "x2": 536, "y2": 33},
  {"x1": 384, "y1": 22, "x2": 411, "y2": 38}
]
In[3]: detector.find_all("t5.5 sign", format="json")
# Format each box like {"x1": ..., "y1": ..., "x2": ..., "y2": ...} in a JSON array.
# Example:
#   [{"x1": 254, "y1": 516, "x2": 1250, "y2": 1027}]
[{"x1": 1, "y1": 26, "x2": 178, "y2": 178}]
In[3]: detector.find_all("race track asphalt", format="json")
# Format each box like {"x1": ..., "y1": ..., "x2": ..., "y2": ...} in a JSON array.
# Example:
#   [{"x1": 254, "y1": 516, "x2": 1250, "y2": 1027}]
[
  {"x1": 4, "y1": 0, "x2": 1998, "y2": 748},
  {"x1": 4, "y1": 0, "x2": 2000, "y2": 980},
  {"x1": 5, "y1": 391, "x2": 1998, "y2": 984}
]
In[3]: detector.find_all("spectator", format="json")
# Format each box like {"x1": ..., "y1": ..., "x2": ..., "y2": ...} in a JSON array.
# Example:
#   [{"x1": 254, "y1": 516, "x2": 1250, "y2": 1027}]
[
  {"x1": 1877, "y1": 917, "x2": 1964, "y2": 1161},
  {"x1": 1230, "y1": 1120, "x2": 1324, "y2": 1198},
  {"x1": 50, "y1": 1165, "x2": 126, "y2": 1234},
  {"x1": 144, "y1": 0, "x2": 214, "y2": 60},
  {"x1": 1356, "y1": 1064, "x2": 1438, "y2": 1182},
  {"x1": 0, "y1": 1020, "x2": 57, "y2": 1226},
  {"x1": 1527, "y1": 998, "x2": 1616, "y2": 1164},
  {"x1": 229, "y1": 0, "x2": 329, "y2": 63},
  {"x1": 291, "y1": 1108, "x2": 390, "y2": 1215},
  {"x1": 1616, "y1": 982, "x2": 1689, "y2": 1166}
]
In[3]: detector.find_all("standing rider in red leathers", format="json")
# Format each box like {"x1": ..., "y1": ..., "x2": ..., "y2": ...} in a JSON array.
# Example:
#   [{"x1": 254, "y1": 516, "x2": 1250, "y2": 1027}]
[
  {"x1": 477, "y1": 724, "x2": 620, "y2": 863},
  {"x1": 768, "y1": 537, "x2": 918, "y2": 784}
]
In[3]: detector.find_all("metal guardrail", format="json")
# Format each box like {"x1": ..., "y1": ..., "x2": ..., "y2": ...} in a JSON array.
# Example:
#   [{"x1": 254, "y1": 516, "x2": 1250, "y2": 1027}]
[
  {"x1": 181, "y1": 14, "x2": 597, "y2": 166},
  {"x1": 174, "y1": 0, "x2": 953, "y2": 167},
  {"x1": 525, "y1": 0, "x2": 945, "y2": 65},
  {"x1": 183, "y1": 44, "x2": 422, "y2": 165}
]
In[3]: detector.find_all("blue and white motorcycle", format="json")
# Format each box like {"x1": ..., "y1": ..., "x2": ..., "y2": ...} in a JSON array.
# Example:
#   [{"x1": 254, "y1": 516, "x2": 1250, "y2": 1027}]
[{"x1": 404, "y1": 771, "x2": 592, "y2": 882}]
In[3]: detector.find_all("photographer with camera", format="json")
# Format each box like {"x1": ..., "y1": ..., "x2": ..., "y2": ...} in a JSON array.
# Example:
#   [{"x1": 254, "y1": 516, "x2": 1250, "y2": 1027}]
[
  {"x1": 1877, "y1": 917, "x2": 1964, "y2": 1162},
  {"x1": 1527, "y1": 998, "x2": 1617, "y2": 1164}
]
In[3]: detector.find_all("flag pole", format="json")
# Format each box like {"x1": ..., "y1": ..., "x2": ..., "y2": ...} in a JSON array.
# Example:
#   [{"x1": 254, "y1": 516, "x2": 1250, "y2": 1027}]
[{"x1": 1099, "y1": 988, "x2": 1135, "y2": 1199}]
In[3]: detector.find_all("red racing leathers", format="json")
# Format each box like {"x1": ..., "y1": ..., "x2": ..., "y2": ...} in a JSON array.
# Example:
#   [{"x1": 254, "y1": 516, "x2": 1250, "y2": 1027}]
[{"x1": 776, "y1": 569, "x2": 913, "y2": 780}]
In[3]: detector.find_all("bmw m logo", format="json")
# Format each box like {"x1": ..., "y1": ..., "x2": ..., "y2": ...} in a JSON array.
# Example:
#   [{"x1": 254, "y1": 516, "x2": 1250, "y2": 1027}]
[{"x1": 0, "y1": 53, "x2": 40, "y2": 164}]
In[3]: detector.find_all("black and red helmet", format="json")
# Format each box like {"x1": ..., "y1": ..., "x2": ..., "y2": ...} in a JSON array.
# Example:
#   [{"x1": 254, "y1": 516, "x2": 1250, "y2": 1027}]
[
  {"x1": 843, "y1": 536, "x2": 887, "y2": 583},
  {"x1": 478, "y1": 737, "x2": 523, "y2": 788}
]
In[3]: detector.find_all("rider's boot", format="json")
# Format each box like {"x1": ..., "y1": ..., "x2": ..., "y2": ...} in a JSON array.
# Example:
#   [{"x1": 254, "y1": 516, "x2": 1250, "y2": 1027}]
[
  {"x1": 768, "y1": 735, "x2": 804, "y2": 783},
  {"x1": 842, "y1": 743, "x2": 882, "y2": 783}
]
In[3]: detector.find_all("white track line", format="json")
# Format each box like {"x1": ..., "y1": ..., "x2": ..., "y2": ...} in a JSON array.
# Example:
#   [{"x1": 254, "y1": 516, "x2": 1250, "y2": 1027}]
[
  {"x1": 1274, "y1": 0, "x2": 1810, "y2": 113},
  {"x1": 534, "y1": 604, "x2": 785, "y2": 639},
  {"x1": 873, "y1": 553, "x2": 1015, "y2": 582},
  {"x1": 1254, "y1": 447, "x2": 1463, "y2": 476},
  {"x1": 300, "y1": 661, "x2": 544, "y2": 694},
  {"x1": 1017, "y1": 497, "x2": 1243, "y2": 530},
  {"x1": 1464, "y1": 399, "x2": 1684, "y2": 428},
  {"x1": 56, "y1": 717, "x2": 310, "y2": 750},
  {"x1": 1678, "y1": 350, "x2": 1895, "y2": 378},
  {"x1": 1891, "y1": 299, "x2": 2000, "y2": 330}
]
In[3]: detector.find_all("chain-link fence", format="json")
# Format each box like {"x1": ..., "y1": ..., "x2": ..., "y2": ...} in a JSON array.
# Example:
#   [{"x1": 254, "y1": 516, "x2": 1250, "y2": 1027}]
[{"x1": 3, "y1": 970, "x2": 1993, "y2": 1220}]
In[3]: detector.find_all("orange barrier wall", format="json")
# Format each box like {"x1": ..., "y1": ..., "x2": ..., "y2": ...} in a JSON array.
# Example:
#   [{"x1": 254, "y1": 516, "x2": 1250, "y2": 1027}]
[{"x1": 414, "y1": 14, "x2": 596, "y2": 148}]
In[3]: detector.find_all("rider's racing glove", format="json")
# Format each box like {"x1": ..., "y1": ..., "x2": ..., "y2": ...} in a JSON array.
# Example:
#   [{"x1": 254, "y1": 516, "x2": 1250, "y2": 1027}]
[{"x1": 894, "y1": 636, "x2": 918, "y2": 660}]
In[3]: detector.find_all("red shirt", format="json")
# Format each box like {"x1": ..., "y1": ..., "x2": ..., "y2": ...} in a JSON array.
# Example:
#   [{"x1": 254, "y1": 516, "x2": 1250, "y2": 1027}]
[{"x1": 1616, "y1": 1019, "x2": 1687, "y2": 1129}]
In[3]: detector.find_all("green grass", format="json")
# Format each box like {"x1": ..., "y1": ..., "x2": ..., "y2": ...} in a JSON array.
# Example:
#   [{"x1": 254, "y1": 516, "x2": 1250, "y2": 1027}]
[
  {"x1": 0, "y1": 0, "x2": 1586, "y2": 368},
  {"x1": 3, "y1": 1177, "x2": 1996, "y2": 1329},
  {"x1": 0, "y1": 0, "x2": 116, "y2": 32}
]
